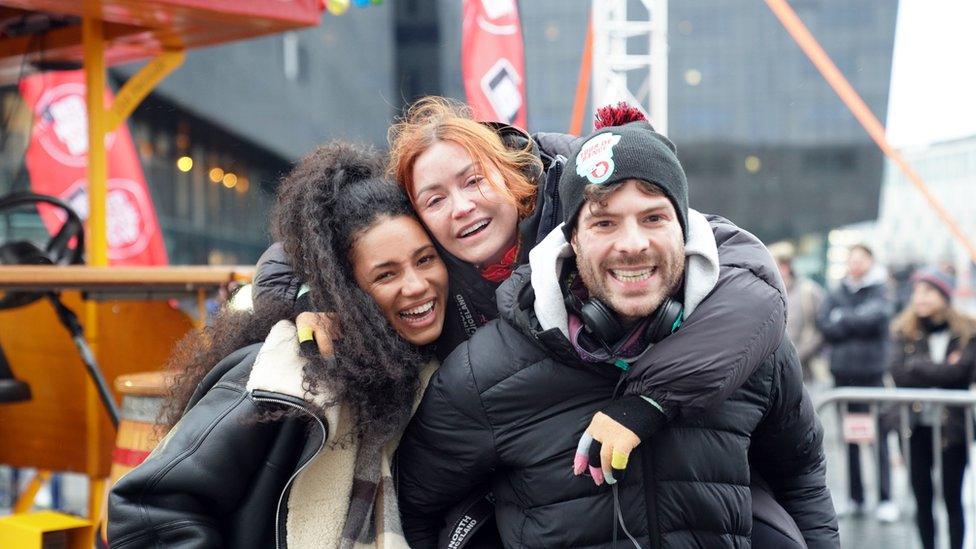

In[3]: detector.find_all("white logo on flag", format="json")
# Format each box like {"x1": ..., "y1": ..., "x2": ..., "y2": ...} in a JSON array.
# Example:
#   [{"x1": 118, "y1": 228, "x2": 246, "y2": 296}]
[
  {"x1": 34, "y1": 83, "x2": 117, "y2": 167},
  {"x1": 48, "y1": 95, "x2": 88, "y2": 156},
  {"x1": 480, "y1": 58, "x2": 522, "y2": 124},
  {"x1": 481, "y1": 0, "x2": 515, "y2": 19},
  {"x1": 61, "y1": 178, "x2": 155, "y2": 259}
]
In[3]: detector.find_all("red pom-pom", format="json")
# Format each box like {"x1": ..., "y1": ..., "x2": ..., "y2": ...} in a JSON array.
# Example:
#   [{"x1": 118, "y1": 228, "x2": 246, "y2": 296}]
[{"x1": 593, "y1": 102, "x2": 647, "y2": 130}]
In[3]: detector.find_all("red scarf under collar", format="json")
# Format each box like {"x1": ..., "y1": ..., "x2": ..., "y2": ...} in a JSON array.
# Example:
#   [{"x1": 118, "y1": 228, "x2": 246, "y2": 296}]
[{"x1": 479, "y1": 244, "x2": 519, "y2": 283}]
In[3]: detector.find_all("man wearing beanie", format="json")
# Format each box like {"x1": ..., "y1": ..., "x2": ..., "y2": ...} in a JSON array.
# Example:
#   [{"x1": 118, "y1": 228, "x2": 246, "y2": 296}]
[{"x1": 398, "y1": 105, "x2": 837, "y2": 548}]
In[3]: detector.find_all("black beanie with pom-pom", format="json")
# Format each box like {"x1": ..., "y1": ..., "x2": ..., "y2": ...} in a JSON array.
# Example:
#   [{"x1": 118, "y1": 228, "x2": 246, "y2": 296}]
[{"x1": 560, "y1": 103, "x2": 689, "y2": 240}]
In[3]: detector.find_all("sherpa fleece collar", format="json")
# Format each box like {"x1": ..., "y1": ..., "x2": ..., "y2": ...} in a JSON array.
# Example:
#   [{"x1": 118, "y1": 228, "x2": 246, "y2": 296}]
[
  {"x1": 246, "y1": 320, "x2": 333, "y2": 410},
  {"x1": 529, "y1": 208, "x2": 720, "y2": 339}
]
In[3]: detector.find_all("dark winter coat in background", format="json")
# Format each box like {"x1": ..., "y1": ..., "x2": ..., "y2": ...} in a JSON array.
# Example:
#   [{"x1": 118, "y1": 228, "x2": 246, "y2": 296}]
[
  {"x1": 890, "y1": 330, "x2": 976, "y2": 447},
  {"x1": 816, "y1": 269, "x2": 892, "y2": 382}
]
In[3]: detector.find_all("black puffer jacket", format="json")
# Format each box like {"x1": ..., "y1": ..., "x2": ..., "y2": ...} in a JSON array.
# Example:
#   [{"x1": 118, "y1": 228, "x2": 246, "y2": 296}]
[
  {"x1": 816, "y1": 271, "x2": 892, "y2": 381},
  {"x1": 251, "y1": 242, "x2": 303, "y2": 314},
  {"x1": 890, "y1": 328, "x2": 976, "y2": 447},
  {"x1": 398, "y1": 245, "x2": 838, "y2": 548}
]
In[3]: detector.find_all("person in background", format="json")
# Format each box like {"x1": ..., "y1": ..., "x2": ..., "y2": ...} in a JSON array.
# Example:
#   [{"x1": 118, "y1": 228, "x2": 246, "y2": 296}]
[
  {"x1": 890, "y1": 267, "x2": 976, "y2": 549},
  {"x1": 771, "y1": 242, "x2": 826, "y2": 384},
  {"x1": 816, "y1": 243, "x2": 897, "y2": 522},
  {"x1": 890, "y1": 263, "x2": 919, "y2": 315}
]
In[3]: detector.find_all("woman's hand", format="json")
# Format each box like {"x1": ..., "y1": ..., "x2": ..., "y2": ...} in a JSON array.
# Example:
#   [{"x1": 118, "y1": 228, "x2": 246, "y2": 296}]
[
  {"x1": 296, "y1": 312, "x2": 340, "y2": 356},
  {"x1": 573, "y1": 412, "x2": 641, "y2": 486}
]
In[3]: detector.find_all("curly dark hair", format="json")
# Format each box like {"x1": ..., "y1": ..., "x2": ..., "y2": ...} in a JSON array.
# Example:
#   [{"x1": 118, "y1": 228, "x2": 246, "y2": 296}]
[
  {"x1": 160, "y1": 299, "x2": 294, "y2": 431},
  {"x1": 270, "y1": 141, "x2": 427, "y2": 438},
  {"x1": 161, "y1": 142, "x2": 429, "y2": 440}
]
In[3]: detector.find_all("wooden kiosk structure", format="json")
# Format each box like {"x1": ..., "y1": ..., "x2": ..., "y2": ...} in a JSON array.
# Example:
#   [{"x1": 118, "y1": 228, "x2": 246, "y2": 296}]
[{"x1": 0, "y1": 0, "x2": 323, "y2": 535}]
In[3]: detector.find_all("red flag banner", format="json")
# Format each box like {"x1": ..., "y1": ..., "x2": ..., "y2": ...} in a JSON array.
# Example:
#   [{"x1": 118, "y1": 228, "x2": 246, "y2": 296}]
[
  {"x1": 461, "y1": 0, "x2": 527, "y2": 129},
  {"x1": 19, "y1": 70, "x2": 168, "y2": 266}
]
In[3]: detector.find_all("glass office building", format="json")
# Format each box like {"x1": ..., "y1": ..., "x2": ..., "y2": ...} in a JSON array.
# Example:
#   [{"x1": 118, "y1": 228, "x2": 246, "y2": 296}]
[
  {"x1": 440, "y1": 0, "x2": 898, "y2": 243},
  {"x1": 668, "y1": 0, "x2": 898, "y2": 242}
]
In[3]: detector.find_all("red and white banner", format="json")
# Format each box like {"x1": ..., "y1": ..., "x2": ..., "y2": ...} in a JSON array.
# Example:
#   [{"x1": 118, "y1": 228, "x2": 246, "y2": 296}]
[
  {"x1": 461, "y1": 0, "x2": 527, "y2": 129},
  {"x1": 19, "y1": 70, "x2": 168, "y2": 266}
]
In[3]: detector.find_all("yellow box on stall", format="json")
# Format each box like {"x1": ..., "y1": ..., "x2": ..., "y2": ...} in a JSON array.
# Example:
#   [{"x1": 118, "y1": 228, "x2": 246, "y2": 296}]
[{"x1": 0, "y1": 511, "x2": 93, "y2": 549}]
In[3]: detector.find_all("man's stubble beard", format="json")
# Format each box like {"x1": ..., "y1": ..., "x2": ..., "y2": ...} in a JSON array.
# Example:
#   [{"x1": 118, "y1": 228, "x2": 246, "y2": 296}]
[{"x1": 575, "y1": 242, "x2": 685, "y2": 325}]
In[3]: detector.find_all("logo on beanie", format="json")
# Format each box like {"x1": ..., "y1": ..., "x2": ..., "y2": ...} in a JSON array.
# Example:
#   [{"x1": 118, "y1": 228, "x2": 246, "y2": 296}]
[{"x1": 575, "y1": 132, "x2": 621, "y2": 185}]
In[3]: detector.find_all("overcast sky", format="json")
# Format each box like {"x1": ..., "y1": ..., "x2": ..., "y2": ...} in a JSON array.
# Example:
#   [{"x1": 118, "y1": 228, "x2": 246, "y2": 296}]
[{"x1": 885, "y1": 0, "x2": 976, "y2": 148}]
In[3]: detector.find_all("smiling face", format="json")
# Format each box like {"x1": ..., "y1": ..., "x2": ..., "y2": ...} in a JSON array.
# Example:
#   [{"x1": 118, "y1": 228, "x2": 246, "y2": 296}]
[
  {"x1": 350, "y1": 215, "x2": 449, "y2": 346},
  {"x1": 911, "y1": 281, "x2": 949, "y2": 320},
  {"x1": 571, "y1": 179, "x2": 685, "y2": 325},
  {"x1": 410, "y1": 140, "x2": 520, "y2": 267}
]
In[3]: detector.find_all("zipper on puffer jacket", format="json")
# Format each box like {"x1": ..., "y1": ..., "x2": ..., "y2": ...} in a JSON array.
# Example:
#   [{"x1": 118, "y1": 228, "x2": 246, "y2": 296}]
[
  {"x1": 251, "y1": 391, "x2": 328, "y2": 549},
  {"x1": 546, "y1": 160, "x2": 563, "y2": 233}
]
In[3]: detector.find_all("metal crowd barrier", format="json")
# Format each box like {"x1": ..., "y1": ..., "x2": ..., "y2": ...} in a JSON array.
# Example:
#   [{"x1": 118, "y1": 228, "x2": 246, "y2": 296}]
[{"x1": 815, "y1": 387, "x2": 976, "y2": 534}]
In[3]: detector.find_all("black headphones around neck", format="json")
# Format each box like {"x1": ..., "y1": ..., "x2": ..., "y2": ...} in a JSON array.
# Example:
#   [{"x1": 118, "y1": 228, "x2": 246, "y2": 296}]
[{"x1": 564, "y1": 291, "x2": 683, "y2": 353}]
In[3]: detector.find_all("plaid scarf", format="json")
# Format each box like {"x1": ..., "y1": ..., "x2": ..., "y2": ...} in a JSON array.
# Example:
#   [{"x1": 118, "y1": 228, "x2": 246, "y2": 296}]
[
  {"x1": 290, "y1": 361, "x2": 437, "y2": 549},
  {"x1": 336, "y1": 414, "x2": 410, "y2": 549},
  {"x1": 343, "y1": 358, "x2": 438, "y2": 548}
]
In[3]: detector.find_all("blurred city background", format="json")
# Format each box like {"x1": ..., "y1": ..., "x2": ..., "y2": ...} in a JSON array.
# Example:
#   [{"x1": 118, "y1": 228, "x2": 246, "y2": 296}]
[
  {"x1": 4, "y1": 0, "x2": 973, "y2": 285},
  {"x1": 0, "y1": 0, "x2": 974, "y2": 547}
]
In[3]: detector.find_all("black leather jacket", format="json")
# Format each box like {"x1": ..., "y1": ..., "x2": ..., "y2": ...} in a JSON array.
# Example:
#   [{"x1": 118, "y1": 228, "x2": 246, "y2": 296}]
[
  {"x1": 107, "y1": 336, "x2": 486, "y2": 549},
  {"x1": 108, "y1": 343, "x2": 327, "y2": 548}
]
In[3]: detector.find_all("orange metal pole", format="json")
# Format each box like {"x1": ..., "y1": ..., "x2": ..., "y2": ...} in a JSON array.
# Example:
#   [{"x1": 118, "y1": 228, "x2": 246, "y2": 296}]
[
  {"x1": 83, "y1": 7, "x2": 110, "y2": 531},
  {"x1": 83, "y1": 15, "x2": 108, "y2": 267},
  {"x1": 763, "y1": 0, "x2": 976, "y2": 263},
  {"x1": 570, "y1": 18, "x2": 594, "y2": 136},
  {"x1": 12, "y1": 470, "x2": 52, "y2": 513}
]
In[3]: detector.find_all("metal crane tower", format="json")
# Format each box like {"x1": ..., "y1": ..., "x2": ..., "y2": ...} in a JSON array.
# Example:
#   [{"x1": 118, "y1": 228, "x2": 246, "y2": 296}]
[{"x1": 591, "y1": 0, "x2": 668, "y2": 133}]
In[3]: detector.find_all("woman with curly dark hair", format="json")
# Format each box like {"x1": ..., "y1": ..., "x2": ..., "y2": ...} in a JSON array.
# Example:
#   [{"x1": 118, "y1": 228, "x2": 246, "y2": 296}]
[{"x1": 108, "y1": 141, "x2": 448, "y2": 549}]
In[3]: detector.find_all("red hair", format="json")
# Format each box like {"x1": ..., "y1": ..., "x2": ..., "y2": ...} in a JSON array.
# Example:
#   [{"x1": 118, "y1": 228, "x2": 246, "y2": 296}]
[{"x1": 387, "y1": 96, "x2": 540, "y2": 218}]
